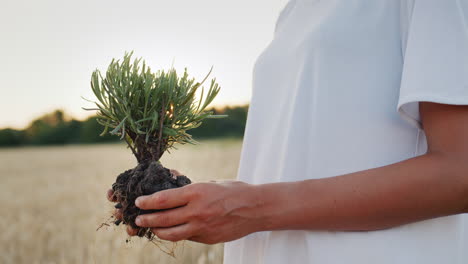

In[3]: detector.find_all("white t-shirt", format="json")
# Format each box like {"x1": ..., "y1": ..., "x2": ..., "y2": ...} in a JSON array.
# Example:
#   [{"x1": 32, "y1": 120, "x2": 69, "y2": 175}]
[{"x1": 224, "y1": 0, "x2": 468, "y2": 263}]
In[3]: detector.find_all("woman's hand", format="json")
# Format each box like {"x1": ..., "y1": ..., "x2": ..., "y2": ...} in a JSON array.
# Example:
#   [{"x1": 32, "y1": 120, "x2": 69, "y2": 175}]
[
  {"x1": 106, "y1": 170, "x2": 267, "y2": 243},
  {"x1": 133, "y1": 179, "x2": 265, "y2": 244}
]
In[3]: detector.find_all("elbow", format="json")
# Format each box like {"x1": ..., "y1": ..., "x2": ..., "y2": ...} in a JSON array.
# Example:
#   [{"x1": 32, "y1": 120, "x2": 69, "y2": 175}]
[
  {"x1": 463, "y1": 171, "x2": 468, "y2": 214},
  {"x1": 463, "y1": 188, "x2": 468, "y2": 214},
  {"x1": 446, "y1": 154, "x2": 468, "y2": 214},
  {"x1": 456, "y1": 156, "x2": 468, "y2": 213},
  {"x1": 428, "y1": 151, "x2": 468, "y2": 214}
]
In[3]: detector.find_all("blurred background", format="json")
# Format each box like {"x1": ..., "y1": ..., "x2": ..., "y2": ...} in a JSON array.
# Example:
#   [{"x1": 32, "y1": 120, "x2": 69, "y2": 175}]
[{"x1": 0, "y1": 0, "x2": 288, "y2": 263}]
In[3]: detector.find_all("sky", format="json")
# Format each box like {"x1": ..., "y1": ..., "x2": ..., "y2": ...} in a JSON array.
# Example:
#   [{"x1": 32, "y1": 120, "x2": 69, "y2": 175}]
[{"x1": 0, "y1": 0, "x2": 288, "y2": 129}]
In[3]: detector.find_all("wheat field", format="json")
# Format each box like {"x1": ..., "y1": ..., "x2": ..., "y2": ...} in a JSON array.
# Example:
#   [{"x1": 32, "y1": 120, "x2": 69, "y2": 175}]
[{"x1": 0, "y1": 139, "x2": 242, "y2": 264}]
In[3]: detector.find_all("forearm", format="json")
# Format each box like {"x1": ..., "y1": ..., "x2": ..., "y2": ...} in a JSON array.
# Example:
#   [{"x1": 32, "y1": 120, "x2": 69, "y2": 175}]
[{"x1": 252, "y1": 153, "x2": 468, "y2": 232}]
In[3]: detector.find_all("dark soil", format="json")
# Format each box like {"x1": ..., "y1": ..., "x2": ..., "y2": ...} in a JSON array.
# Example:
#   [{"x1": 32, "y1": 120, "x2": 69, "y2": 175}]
[{"x1": 111, "y1": 160, "x2": 191, "y2": 239}]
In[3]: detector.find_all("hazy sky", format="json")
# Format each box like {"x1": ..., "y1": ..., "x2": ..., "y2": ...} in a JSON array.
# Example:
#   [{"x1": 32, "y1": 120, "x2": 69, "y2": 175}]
[{"x1": 0, "y1": 0, "x2": 288, "y2": 129}]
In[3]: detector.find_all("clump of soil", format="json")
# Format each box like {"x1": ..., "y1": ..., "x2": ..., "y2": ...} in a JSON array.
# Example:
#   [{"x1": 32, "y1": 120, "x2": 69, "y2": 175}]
[{"x1": 111, "y1": 161, "x2": 191, "y2": 239}]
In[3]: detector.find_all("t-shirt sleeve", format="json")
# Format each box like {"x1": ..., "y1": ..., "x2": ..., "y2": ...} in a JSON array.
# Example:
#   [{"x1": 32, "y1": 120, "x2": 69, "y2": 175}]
[{"x1": 397, "y1": 0, "x2": 468, "y2": 129}]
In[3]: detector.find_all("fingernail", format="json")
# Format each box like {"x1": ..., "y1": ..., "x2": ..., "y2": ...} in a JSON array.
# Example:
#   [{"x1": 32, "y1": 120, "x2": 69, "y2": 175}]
[
  {"x1": 135, "y1": 217, "x2": 142, "y2": 226},
  {"x1": 135, "y1": 197, "x2": 142, "y2": 207}
]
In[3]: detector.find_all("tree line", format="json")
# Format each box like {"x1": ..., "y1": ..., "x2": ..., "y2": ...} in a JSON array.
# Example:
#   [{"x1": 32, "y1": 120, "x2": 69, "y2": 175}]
[{"x1": 0, "y1": 105, "x2": 248, "y2": 147}]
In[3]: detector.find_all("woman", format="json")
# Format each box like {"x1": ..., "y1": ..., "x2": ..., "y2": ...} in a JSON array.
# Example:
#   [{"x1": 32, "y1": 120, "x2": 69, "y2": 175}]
[{"x1": 109, "y1": 0, "x2": 468, "y2": 263}]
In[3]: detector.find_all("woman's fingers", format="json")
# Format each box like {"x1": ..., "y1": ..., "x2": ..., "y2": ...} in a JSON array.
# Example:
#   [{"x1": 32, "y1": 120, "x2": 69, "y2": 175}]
[
  {"x1": 126, "y1": 225, "x2": 139, "y2": 236},
  {"x1": 107, "y1": 189, "x2": 117, "y2": 202},
  {"x1": 151, "y1": 224, "x2": 196, "y2": 242},
  {"x1": 135, "y1": 207, "x2": 187, "y2": 228},
  {"x1": 113, "y1": 209, "x2": 123, "y2": 220},
  {"x1": 170, "y1": 169, "x2": 182, "y2": 177},
  {"x1": 135, "y1": 187, "x2": 190, "y2": 210}
]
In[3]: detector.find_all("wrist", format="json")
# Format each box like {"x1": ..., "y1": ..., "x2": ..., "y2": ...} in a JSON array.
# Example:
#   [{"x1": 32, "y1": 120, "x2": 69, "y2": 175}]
[{"x1": 249, "y1": 181, "x2": 301, "y2": 232}]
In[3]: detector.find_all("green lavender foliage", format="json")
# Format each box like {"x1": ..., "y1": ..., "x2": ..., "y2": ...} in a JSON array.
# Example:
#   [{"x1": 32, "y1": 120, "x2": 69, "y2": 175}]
[{"x1": 84, "y1": 51, "x2": 225, "y2": 159}]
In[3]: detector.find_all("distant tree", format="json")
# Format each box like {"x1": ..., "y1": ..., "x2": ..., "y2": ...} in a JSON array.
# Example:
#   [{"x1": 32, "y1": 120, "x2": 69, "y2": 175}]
[
  {"x1": 0, "y1": 129, "x2": 25, "y2": 147},
  {"x1": 24, "y1": 110, "x2": 79, "y2": 145},
  {"x1": 79, "y1": 116, "x2": 119, "y2": 143},
  {"x1": 25, "y1": 118, "x2": 53, "y2": 144},
  {"x1": 191, "y1": 105, "x2": 248, "y2": 139},
  {"x1": 0, "y1": 106, "x2": 248, "y2": 147}
]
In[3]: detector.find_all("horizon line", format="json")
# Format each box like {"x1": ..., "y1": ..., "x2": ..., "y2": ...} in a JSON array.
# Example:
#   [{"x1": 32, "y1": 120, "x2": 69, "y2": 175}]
[{"x1": 0, "y1": 102, "x2": 250, "y2": 131}]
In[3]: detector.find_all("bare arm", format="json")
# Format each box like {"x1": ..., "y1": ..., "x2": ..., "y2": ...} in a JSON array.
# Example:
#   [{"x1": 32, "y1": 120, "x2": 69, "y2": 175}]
[
  {"x1": 257, "y1": 150, "x2": 468, "y2": 232},
  {"x1": 130, "y1": 102, "x2": 468, "y2": 243},
  {"x1": 256, "y1": 102, "x2": 468, "y2": 231}
]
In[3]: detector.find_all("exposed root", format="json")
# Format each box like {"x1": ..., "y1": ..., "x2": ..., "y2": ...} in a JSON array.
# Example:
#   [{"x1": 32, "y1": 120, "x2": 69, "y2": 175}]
[
  {"x1": 96, "y1": 222, "x2": 110, "y2": 231},
  {"x1": 149, "y1": 237, "x2": 178, "y2": 258},
  {"x1": 111, "y1": 160, "x2": 191, "y2": 242},
  {"x1": 96, "y1": 215, "x2": 115, "y2": 231}
]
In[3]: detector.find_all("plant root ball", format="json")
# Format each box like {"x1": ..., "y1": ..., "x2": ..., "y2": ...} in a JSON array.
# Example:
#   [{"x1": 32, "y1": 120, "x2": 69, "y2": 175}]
[{"x1": 111, "y1": 161, "x2": 191, "y2": 238}]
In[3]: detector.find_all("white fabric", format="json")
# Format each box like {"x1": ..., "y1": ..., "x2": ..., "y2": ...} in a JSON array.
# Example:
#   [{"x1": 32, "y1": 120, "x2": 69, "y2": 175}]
[{"x1": 224, "y1": 0, "x2": 468, "y2": 263}]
